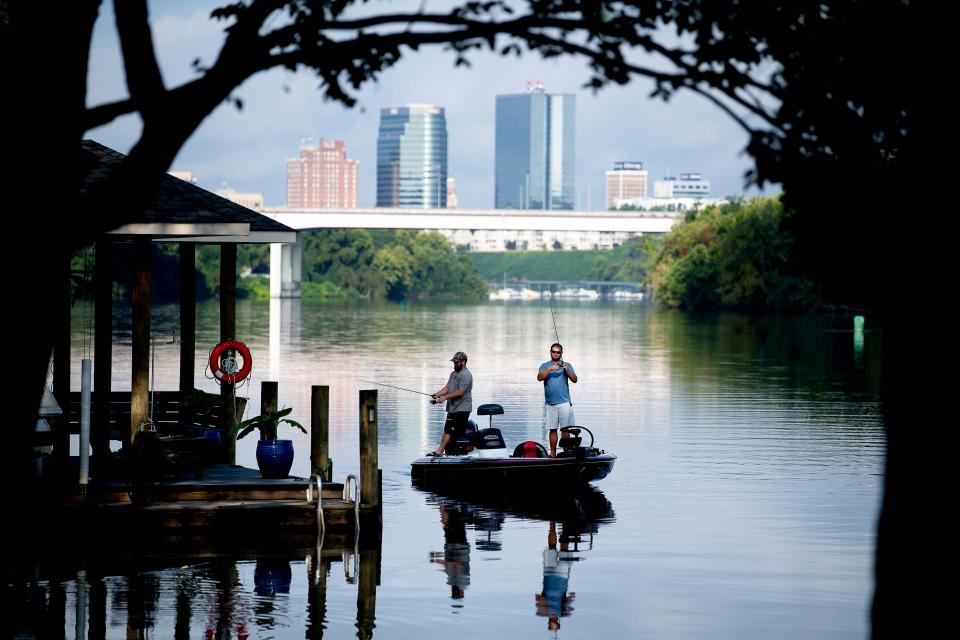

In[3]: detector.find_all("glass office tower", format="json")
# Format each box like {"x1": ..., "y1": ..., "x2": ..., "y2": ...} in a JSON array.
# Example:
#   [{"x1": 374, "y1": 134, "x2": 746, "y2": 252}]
[
  {"x1": 495, "y1": 85, "x2": 575, "y2": 209},
  {"x1": 377, "y1": 104, "x2": 448, "y2": 208}
]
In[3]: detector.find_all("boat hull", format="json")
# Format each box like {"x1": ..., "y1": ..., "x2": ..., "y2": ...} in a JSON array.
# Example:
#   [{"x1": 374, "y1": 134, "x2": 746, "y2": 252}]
[{"x1": 411, "y1": 452, "x2": 616, "y2": 488}]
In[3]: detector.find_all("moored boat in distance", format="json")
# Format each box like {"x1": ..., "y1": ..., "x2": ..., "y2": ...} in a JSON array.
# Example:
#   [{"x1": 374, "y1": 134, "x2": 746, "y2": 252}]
[{"x1": 411, "y1": 404, "x2": 616, "y2": 489}]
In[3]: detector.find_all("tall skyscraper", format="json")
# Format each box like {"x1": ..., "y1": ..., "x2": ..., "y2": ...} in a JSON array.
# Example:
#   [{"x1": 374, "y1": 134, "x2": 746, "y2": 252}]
[
  {"x1": 495, "y1": 82, "x2": 575, "y2": 210},
  {"x1": 377, "y1": 104, "x2": 448, "y2": 208},
  {"x1": 605, "y1": 161, "x2": 648, "y2": 209},
  {"x1": 286, "y1": 138, "x2": 358, "y2": 208}
]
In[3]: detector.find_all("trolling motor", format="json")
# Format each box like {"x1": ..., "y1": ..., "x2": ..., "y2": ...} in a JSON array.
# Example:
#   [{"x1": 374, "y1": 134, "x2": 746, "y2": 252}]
[{"x1": 557, "y1": 426, "x2": 597, "y2": 457}]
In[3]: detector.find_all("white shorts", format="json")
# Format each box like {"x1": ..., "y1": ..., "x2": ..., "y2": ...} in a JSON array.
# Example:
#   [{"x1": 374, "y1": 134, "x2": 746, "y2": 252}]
[{"x1": 543, "y1": 403, "x2": 576, "y2": 431}]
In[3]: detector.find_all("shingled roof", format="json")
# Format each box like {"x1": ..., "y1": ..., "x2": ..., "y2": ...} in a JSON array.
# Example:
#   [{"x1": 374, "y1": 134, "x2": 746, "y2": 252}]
[{"x1": 82, "y1": 140, "x2": 295, "y2": 243}]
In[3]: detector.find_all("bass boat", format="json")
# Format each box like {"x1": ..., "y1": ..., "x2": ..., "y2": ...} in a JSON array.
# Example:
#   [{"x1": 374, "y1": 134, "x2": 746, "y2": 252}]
[{"x1": 411, "y1": 404, "x2": 616, "y2": 488}]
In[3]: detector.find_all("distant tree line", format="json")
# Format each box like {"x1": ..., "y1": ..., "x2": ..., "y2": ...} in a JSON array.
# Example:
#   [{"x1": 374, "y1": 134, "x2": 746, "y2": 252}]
[{"x1": 72, "y1": 230, "x2": 489, "y2": 303}]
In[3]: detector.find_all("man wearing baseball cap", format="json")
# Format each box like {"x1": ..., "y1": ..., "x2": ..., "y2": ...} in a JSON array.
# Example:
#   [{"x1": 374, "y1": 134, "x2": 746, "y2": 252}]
[{"x1": 427, "y1": 351, "x2": 473, "y2": 456}]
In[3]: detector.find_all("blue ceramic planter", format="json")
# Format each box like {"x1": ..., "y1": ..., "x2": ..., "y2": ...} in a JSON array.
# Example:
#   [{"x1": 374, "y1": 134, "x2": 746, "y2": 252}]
[
  {"x1": 203, "y1": 429, "x2": 221, "y2": 447},
  {"x1": 256, "y1": 439, "x2": 294, "y2": 479}
]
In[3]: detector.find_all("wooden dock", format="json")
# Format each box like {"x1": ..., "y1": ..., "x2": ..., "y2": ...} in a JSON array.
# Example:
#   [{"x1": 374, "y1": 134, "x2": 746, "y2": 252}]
[{"x1": 52, "y1": 463, "x2": 379, "y2": 536}]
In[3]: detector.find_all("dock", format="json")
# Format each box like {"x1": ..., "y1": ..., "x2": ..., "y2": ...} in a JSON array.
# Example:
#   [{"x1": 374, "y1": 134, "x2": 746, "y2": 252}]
[{"x1": 54, "y1": 464, "x2": 379, "y2": 535}]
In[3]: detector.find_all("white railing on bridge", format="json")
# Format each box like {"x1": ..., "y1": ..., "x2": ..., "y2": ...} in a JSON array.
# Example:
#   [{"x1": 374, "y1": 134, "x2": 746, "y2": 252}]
[{"x1": 262, "y1": 207, "x2": 681, "y2": 233}]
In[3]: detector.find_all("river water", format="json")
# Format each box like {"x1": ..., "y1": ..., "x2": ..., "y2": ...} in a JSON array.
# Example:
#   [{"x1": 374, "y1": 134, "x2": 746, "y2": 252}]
[{"x1": 16, "y1": 300, "x2": 883, "y2": 638}]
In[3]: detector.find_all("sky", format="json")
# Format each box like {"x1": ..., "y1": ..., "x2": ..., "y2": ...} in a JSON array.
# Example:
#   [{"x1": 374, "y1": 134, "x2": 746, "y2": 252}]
[{"x1": 87, "y1": 1, "x2": 779, "y2": 210}]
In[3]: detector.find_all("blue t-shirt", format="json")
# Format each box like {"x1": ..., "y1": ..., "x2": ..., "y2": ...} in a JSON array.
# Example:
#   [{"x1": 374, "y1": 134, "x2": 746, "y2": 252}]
[{"x1": 539, "y1": 361, "x2": 575, "y2": 405}]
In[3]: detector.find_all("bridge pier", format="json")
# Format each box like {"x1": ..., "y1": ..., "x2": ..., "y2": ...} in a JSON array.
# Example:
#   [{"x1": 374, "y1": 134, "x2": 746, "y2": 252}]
[{"x1": 270, "y1": 234, "x2": 302, "y2": 298}]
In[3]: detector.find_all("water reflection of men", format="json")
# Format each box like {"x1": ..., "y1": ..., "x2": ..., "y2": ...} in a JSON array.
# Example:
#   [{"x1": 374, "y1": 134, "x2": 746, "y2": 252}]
[
  {"x1": 430, "y1": 504, "x2": 471, "y2": 599},
  {"x1": 535, "y1": 521, "x2": 576, "y2": 632}
]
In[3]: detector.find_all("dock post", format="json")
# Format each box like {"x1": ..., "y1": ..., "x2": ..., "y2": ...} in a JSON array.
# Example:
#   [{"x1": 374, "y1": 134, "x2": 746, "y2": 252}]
[
  {"x1": 178, "y1": 243, "x2": 196, "y2": 396},
  {"x1": 359, "y1": 390, "x2": 379, "y2": 510},
  {"x1": 311, "y1": 385, "x2": 330, "y2": 480},
  {"x1": 220, "y1": 244, "x2": 237, "y2": 464},
  {"x1": 53, "y1": 248, "x2": 70, "y2": 470},
  {"x1": 261, "y1": 381, "x2": 279, "y2": 440},
  {"x1": 130, "y1": 237, "x2": 151, "y2": 447},
  {"x1": 93, "y1": 240, "x2": 113, "y2": 474}
]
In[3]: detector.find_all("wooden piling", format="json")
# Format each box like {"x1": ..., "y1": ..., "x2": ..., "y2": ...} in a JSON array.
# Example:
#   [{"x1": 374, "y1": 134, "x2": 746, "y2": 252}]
[
  {"x1": 311, "y1": 385, "x2": 330, "y2": 480},
  {"x1": 130, "y1": 237, "x2": 151, "y2": 446},
  {"x1": 358, "y1": 390, "x2": 379, "y2": 509},
  {"x1": 93, "y1": 241, "x2": 113, "y2": 468},
  {"x1": 261, "y1": 381, "x2": 278, "y2": 440},
  {"x1": 178, "y1": 243, "x2": 196, "y2": 395},
  {"x1": 53, "y1": 246, "x2": 70, "y2": 467},
  {"x1": 220, "y1": 244, "x2": 237, "y2": 464}
]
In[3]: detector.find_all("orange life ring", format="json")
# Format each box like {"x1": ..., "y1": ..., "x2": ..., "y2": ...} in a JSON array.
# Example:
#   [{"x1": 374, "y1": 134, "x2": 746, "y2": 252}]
[{"x1": 209, "y1": 340, "x2": 253, "y2": 383}]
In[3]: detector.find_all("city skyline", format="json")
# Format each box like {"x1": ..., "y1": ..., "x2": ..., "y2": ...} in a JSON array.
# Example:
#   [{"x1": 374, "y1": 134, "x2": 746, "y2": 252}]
[{"x1": 86, "y1": 2, "x2": 779, "y2": 210}]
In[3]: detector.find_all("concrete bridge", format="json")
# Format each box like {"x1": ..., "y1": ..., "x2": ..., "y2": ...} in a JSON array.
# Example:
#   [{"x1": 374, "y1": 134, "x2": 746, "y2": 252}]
[{"x1": 260, "y1": 206, "x2": 681, "y2": 297}]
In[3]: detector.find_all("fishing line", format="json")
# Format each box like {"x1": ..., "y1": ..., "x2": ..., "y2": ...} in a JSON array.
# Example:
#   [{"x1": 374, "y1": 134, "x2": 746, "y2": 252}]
[{"x1": 359, "y1": 379, "x2": 434, "y2": 397}]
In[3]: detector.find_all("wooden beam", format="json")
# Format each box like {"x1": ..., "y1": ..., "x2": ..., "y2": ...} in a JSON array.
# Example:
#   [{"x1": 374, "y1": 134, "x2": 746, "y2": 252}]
[
  {"x1": 130, "y1": 238, "x2": 151, "y2": 445},
  {"x1": 53, "y1": 247, "x2": 71, "y2": 467},
  {"x1": 261, "y1": 381, "x2": 278, "y2": 440},
  {"x1": 178, "y1": 243, "x2": 196, "y2": 394},
  {"x1": 359, "y1": 390, "x2": 379, "y2": 509},
  {"x1": 220, "y1": 244, "x2": 237, "y2": 464},
  {"x1": 93, "y1": 241, "x2": 113, "y2": 468},
  {"x1": 311, "y1": 385, "x2": 330, "y2": 480}
]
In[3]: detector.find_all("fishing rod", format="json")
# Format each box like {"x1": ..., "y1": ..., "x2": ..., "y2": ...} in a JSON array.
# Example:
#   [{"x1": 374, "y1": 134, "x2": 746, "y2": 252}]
[
  {"x1": 547, "y1": 292, "x2": 562, "y2": 350},
  {"x1": 359, "y1": 379, "x2": 434, "y2": 398},
  {"x1": 546, "y1": 293, "x2": 572, "y2": 402}
]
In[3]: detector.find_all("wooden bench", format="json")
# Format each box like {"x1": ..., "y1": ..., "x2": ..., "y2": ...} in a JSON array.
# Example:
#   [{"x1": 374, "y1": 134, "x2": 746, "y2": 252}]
[
  {"x1": 58, "y1": 390, "x2": 248, "y2": 480},
  {"x1": 63, "y1": 390, "x2": 247, "y2": 439}
]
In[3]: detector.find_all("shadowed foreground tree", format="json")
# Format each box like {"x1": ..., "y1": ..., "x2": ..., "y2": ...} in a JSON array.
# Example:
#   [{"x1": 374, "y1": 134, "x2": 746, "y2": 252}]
[{"x1": 3, "y1": 1, "x2": 940, "y2": 633}]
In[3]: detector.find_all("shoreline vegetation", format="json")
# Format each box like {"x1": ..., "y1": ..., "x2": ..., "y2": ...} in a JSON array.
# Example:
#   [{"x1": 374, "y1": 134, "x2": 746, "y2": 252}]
[{"x1": 74, "y1": 197, "x2": 816, "y2": 310}]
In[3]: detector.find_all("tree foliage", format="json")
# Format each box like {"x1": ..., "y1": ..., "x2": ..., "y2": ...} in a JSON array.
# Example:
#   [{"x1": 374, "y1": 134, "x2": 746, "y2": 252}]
[
  {"x1": 589, "y1": 236, "x2": 656, "y2": 283},
  {"x1": 302, "y1": 229, "x2": 488, "y2": 301},
  {"x1": 648, "y1": 197, "x2": 816, "y2": 310}
]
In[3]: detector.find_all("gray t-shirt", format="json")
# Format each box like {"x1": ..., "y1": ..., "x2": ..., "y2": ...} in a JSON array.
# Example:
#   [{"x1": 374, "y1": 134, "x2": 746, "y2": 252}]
[{"x1": 445, "y1": 368, "x2": 473, "y2": 413}]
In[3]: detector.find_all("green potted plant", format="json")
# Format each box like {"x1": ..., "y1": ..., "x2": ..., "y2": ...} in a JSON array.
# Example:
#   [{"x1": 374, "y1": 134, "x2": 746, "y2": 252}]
[{"x1": 231, "y1": 407, "x2": 307, "y2": 479}]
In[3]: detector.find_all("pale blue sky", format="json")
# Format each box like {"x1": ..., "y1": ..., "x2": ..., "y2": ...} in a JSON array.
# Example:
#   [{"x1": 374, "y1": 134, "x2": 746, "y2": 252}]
[{"x1": 87, "y1": 1, "x2": 778, "y2": 208}]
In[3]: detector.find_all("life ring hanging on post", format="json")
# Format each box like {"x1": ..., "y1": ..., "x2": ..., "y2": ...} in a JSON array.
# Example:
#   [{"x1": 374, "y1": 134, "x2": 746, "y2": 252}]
[{"x1": 209, "y1": 340, "x2": 253, "y2": 384}]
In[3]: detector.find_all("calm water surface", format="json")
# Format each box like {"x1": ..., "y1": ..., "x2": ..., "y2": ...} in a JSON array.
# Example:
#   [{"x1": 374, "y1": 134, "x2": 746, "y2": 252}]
[{"x1": 17, "y1": 301, "x2": 883, "y2": 638}]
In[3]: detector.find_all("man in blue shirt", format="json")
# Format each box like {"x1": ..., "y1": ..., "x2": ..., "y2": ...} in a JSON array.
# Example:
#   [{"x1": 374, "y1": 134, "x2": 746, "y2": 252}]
[{"x1": 537, "y1": 343, "x2": 578, "y2": 457}]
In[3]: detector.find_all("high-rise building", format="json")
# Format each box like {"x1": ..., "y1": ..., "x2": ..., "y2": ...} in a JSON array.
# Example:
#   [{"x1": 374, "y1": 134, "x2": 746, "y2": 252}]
[
  {"x1": 376, "y1": 104, "x2": 448, "y2": 208},
  {"x1": 495, "y1": 82, "x2": 575, "y2": 210},
  {"x1": 605, "y1": 161, "x2": 648, "y2": 209},
  {"x1": 653, "y1": 172, "x2": 711, "y2": 198},
  {"x1": 286, "y1": 138, "x2": 358, "y2": 208}
]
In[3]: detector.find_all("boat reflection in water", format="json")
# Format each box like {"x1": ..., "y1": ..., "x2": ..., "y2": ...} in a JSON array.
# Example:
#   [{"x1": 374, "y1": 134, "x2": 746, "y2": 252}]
[{"x1": 418, "y1": 484, "x2": 616, "y2": 629}]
